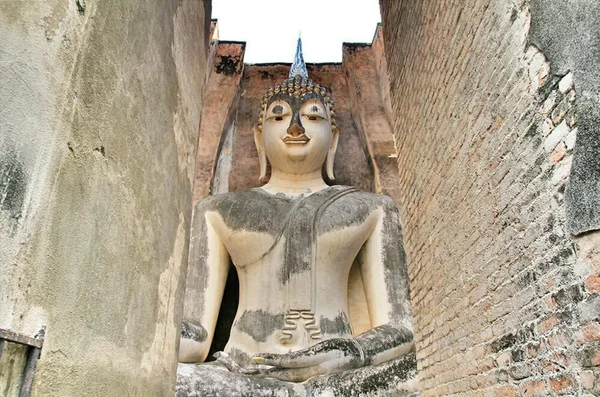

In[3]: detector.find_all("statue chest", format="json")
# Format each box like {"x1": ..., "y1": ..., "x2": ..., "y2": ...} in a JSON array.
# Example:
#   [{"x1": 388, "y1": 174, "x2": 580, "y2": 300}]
[
  {"x1": 207, "y1": 188, "x2": 381, "y2": 348},
  {"x1": 209, "y1": 190, "x2": 377, "y2": 272}
]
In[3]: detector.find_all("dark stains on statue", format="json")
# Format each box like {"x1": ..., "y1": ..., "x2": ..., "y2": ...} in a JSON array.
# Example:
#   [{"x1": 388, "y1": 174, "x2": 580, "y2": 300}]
[
  {"x1": 191, "y1": 188, "x2": 411, "y2": 332},
  {"x1": 272, "y1": 105, "x2": 283, "y2": 115},
  {"x1": 356, "y1": 324, "x2": 414, "y2": 366},
  {"x1": 199, "y1": 187, "x2": 400, "y2": 286},
  {"x1": 316, "y1": 192, "x2": 372, "y2": 234},
  {"x1": 181, "y1": 320, "x2": 208, "y2": 343},
  {"x1": 209, "y1": 189, "x2": 294, "y2": 235},
  {"x1": 279, "y1": 187, "x2": 362, "y2": 284},
  {"x1": 181, "y1": 321, "x2": 208, "y2": 342},
  {"x1": 319, "y1": 312, "x2": 352, "y2": 335},
  {"x1": 378, "y1": 197, "x2": 412, "y2": 325},
  {"x1": 201, "y1": 186, "x2": 376, "y2": 246},
  {"x1": 227, "y1": 347, "x2": 253, "y2": 367},
  {"x1": 177, "y1": 353, "x2": 418, "y2": 396},
  {"x1": 281, "y1": 199, "x2": 316, "y2": 283},
  {"x1": 234, "y1": 310, "x2": 284, "y2": 343},
  {"x1": 177, "y1": 361, "x2": 301, "y2": 397},
  {"x1": 305, "y1": 352, "x2": 417, "y2": 396}
]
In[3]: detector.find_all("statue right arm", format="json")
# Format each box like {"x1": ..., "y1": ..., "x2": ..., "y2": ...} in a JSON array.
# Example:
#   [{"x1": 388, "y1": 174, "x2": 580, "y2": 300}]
[{"x1": 178, "y1": 200, "x2": 230, "y2": 363}]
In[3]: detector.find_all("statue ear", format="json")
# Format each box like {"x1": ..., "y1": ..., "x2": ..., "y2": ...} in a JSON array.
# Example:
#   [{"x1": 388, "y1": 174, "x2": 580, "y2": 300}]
[
  {"x1": 253, "y1": 125, "x2": 268, "y2": 182},
  {"x1": 326, "y1": 127, "x2": 340, "y2": 180}
]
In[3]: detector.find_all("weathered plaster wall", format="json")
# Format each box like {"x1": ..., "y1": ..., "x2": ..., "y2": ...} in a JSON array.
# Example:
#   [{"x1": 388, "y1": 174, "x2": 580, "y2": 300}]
[
  {"x1": 380, "y1": 0, "x2": 599, "y2": 395},
  {"x1": 529, "y1": 0, "x2": 600, "y2": 236},
  {"x1": 0, "y1": 1, "x2": 211, "y2": 395}
]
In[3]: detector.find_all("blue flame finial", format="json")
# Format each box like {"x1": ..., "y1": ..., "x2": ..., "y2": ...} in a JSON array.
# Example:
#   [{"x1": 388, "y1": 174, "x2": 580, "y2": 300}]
[{"x1": 288, "y1": 36, "x2": 309, "y2": 79}]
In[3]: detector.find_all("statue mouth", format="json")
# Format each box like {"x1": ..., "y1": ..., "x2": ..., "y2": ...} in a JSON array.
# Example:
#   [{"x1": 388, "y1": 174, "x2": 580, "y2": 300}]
[{"x1": 282, "y1": 135, "x2": 311, "y2": 144}]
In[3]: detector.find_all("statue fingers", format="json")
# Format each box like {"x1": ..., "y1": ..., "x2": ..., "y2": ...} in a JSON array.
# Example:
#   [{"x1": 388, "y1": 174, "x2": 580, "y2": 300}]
[
  {"x1": 264, "y1": 364, "x2": 327, "y2": 382},
  {"x1": 214, "y1": 352, "x2": 240, "y2": 372},
  {"x1": 262, "y1": 352, "x2": 359, "y2": 382},
  {"x1": 252, "y1": 343, "x2": 345, "y2": 368},
  {"x1": 214, "y1": 352, "x2": 259, "y2": 375}
]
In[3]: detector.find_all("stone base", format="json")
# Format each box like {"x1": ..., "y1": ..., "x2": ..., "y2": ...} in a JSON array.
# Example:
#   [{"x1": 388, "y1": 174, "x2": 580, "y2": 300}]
[{"x1": 176, "y1": 352, "x2": 419, "y2": 397}]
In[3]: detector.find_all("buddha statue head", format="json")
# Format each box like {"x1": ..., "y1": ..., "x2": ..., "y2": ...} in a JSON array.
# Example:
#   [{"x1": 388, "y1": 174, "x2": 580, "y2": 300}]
[{"x1": 253, "y1": 39, "x2": 339, "y2": 182}]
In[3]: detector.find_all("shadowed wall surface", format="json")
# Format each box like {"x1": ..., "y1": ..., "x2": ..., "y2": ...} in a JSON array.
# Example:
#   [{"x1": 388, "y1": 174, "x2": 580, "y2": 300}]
[{"x1": 0, "y1": 1, "x2": 212, "y2": 395}]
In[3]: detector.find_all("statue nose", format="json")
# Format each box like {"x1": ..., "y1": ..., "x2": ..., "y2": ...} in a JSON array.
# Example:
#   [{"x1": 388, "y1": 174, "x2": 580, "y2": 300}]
[
  {"x1": 287, "y1": 113, "x2": 305, "y2": 137},
  {"x1": 287, "y1": 122, "x2": 305, "y2": 137}
]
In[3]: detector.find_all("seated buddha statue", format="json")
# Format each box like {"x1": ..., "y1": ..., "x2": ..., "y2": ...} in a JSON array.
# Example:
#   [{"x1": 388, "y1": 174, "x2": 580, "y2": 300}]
[{"x1": 177, "y1": 40, "x2": 417, "y2": 396}]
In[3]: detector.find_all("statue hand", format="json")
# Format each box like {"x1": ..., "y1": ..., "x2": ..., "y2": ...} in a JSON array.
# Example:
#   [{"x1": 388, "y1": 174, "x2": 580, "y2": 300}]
[
  {"x1": 252, "y1": 338, "x2": 365, "y2": 382},
  {"x1": 214, "y1": 351, "x2": 260, "y2": 375}
]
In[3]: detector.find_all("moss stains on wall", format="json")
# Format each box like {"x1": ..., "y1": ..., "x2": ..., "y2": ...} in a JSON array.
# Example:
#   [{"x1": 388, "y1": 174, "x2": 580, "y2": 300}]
[{"x1": 0, "y1": 1, "x2": 211, "y2": 395}]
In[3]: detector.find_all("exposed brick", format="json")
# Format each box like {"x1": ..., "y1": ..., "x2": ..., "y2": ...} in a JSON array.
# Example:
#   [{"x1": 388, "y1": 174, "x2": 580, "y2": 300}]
[
  {"x1": 581, "y1": 321, "x2": 600, "y2": 342},
  {"x1": 551, "y1": 284, "x2": 584, "y2": 307},
  {"x1": 547, "y1": 328, "x2": 574, "y2": 349},
  {"x1": 538, "y1": 314, "x2": 561, "y2": 334},
  {"x1": 580, "y1": 369, "x2": 595, "y2": 390},
  {"x1": 549, "y1": 375, "x2": 575, "y2": 395},
  {"x1": 585, "y1": 272, "x2": 600, "y2": 293},
  {"x1": 522, "y1": 379, "x2": 549, "y2": 396},
  {"x1": 494, "y1": 385, "x2": 520, "y2": 397},
  {"x1": 508, "y1": 362, "x2": 533, "y2": 380},
  {"x1": 550, "y1": 142, "x2": 566, "y2": 163},
  {"x1": 496, "y1": 351, "x2": 512, "y2": 367},
  {"x1": 524, "y1": 340, "x2": 546, "y2": 359},
  {"x1": 577, "y1": 344, "x2": 600, "y2": 367},
  {"x1": 491, "y1": 332, "x2": 519, "y2": 353},
  {"x1": 541, "y1": 351, "x2": 573, "y2": 372}
]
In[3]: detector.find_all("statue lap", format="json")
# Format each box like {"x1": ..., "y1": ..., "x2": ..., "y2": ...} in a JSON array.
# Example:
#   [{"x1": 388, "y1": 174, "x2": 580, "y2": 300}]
[
  {"x1": 178, "y1": 187, "x2": 418, "y2": 396},
  {"x1": 176, "y1": 353, "x2": 418, "y2": 397}
]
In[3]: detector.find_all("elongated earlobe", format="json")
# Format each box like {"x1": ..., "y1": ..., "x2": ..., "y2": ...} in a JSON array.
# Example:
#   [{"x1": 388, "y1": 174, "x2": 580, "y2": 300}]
[
  {"x1": 253, "y1": 125, "x2": 268, "y2": 182},
  {"x1": 326, "y1": 127, "x2": 340, "y2": 180}
]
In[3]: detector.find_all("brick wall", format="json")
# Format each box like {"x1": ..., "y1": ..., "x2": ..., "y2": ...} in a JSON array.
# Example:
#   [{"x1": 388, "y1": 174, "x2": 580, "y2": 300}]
[{"x1": 380, "y1": 1, "x2": 599, "y2": 395}]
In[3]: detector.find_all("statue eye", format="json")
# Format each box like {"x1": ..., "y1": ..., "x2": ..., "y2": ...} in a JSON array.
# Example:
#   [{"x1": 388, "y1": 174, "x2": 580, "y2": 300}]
[
  {"x1": 275, "y1": 116, "x2": 284, "y2": 121},
  {"x1": 306, "y1": 115, "x2": 321, "y2": 121}
]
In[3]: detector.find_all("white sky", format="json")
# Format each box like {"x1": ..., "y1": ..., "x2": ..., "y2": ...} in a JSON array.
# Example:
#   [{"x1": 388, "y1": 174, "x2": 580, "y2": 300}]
[{"x1": 211, "y1": 0, "x2": 382, "y2": 64}]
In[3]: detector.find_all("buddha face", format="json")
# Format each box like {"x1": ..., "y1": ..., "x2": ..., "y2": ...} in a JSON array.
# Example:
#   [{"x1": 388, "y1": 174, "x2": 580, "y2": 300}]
[{"x1": 256, "y1": 93, "x2": 339, "y2": 178}]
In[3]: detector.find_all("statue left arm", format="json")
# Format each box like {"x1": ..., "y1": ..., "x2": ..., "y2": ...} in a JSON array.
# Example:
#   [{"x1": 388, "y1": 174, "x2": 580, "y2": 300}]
[
  {"x1": 252, "y1": 195, "x2": 414, "y2": 382},
  {"x1": 355, "y1": 194, "x2": 414, "y2": 362}
]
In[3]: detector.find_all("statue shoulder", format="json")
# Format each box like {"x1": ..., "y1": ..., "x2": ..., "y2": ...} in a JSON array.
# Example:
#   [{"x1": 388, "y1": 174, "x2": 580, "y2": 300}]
[
  {"x1": 192, "y1": 189, "x2": 295, "y2": 233},
  {"x1": 339, "y1": 187, "x2": 399, "y2": 211},
  {"x1": 192, "y1": 189, "x2": 273, "y2": 214}
]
